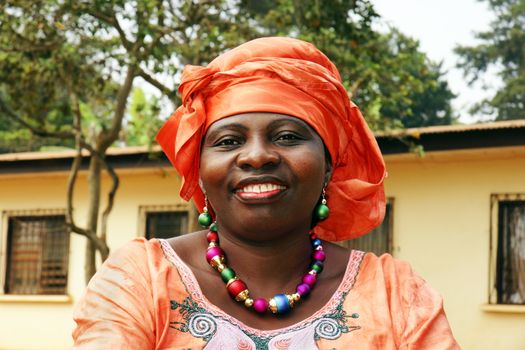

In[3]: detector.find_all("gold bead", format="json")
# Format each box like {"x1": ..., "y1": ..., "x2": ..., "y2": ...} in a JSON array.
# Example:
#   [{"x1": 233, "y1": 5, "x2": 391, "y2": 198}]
[
  {"x1": 235, "y1": 289, "x2": 250, "y2": 302},
  {"x1": 244, "y1": 298, "x2": 254, "y2": 308},
  {"x1": 225, "y1": 277, "x2": 239, "y2": 288},
  {"x1": 286, "y1": 294, "x2": 295, "y2": 308},
  {"x1": 210, "y1": 255, "x2": 225, "y2": 269},
  {"x1": 269, "y1": 298, "x2": 278, "y2": 314},
  {"x1": 217, "y1": 264, "x2": 226, "y2": 272},
  {"x1": 208, "y1": 242, "x2": 217, "y2": 248},
  {"x1": 308, "y1": 270, "x2": 317, "y2": 275},
  {"x1": 292, "y1": 293, "x2": 301, "y2": 303}
]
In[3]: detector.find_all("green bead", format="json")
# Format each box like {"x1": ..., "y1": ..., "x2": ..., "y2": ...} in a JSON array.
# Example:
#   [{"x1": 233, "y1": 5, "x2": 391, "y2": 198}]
[
  {"x1": 311, "y1": 261, "x2": 324, "y2": 273},
  {"x1": 221, "y1": 267, "x2": 236, "y2": 283},
  {"x1": 198, "y1": 212, "x2": 212, "y2": 227},
  {"x1": 315, "y1": 203, "x2": 329, "y2": 220},
  {"x1": 209, "y1": 222, "x2": 218, "y2": 232}
]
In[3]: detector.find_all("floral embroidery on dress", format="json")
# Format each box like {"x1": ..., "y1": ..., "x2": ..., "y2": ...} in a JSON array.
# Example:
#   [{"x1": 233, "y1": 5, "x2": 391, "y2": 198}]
[{"x1": 170, "y1": 292, "x2": 360, "y2": 349}]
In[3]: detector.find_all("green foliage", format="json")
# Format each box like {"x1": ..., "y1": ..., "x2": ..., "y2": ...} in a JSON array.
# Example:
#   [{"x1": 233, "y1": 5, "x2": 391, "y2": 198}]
[
  {"x1": 455, "y1": 0, "x2": 525, "y2": 120},
  {"x1": 125, "y1": 88, "x2": 163, "y2": 148},
  {"x1": 241, "y1": 0, "x2": 456, "y2": 130},
  {"x1": 0, "y1": 0, "x2": 457, "y2": 155}
]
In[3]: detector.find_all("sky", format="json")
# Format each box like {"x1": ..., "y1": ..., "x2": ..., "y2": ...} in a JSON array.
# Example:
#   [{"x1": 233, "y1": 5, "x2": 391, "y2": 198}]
[{"x1": 372, "y1": 0, "x2": 499, "y2": 123}]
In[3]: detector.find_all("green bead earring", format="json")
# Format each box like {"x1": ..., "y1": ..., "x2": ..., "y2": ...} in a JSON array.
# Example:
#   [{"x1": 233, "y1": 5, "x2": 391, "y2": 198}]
[
  {"x1": 315, "y1": 187, "x2": 329, "y2": 220},
  {"x1": 198, "y1": 196, "x2": 213, "y2": 227}
]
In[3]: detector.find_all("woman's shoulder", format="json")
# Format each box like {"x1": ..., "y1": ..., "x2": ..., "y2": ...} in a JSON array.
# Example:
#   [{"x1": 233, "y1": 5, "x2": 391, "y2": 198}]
[{"x1": 355, "y1": 251, "x2": 441, "y2": 306}]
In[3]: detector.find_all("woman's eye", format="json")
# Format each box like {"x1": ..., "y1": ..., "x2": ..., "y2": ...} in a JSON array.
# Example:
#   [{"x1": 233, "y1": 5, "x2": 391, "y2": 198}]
[
  {"x1": 215, "y1": 138, "x2": 241, "y2": 147},
  {"x1": 275, "y1": 133, "x2": 303, "y2": 143}
]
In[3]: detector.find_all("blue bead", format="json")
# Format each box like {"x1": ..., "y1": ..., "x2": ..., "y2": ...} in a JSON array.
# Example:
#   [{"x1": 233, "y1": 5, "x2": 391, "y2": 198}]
[
  {"x1": 312, "y1": 238, "x2": 322, "y2": 247},
  {"x1": 274, "y1": 294, "x2": 291, "y2": 314}
]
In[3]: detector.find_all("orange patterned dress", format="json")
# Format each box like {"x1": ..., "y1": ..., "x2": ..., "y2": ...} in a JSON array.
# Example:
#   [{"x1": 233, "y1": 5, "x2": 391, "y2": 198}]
[{"x1": 73, "y1": 238, "x2": 459, "y2": 349}]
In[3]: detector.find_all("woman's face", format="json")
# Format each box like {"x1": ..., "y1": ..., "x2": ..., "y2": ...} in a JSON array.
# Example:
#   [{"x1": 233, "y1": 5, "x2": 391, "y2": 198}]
[{"x1": 199, "y1": 113, "x2": 329, "y2": 239}]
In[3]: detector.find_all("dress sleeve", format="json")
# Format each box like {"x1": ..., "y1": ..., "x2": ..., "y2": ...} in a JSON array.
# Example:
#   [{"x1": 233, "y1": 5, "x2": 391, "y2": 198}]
[
  {"x1": 398, "y1": 263, "x2": 460, "y2": 349},
  {"x1": 72, "y1": 239, "x2": 156, "y2": 349}
]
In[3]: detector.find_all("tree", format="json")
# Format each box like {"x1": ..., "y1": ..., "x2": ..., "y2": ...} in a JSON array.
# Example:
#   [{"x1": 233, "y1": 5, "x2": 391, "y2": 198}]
[
  {"x1": 0, "y1": 0, "x2": 253, "y2": 283},
  {"x1": 455, "y1": 0, "x2": 525, "y2": 120},
  {"x1": 0, "y1": 0, "x2": 456, "y2": 282},
  {"x1": 241, "y1": 0, "x2": 456, "y2": 129}
]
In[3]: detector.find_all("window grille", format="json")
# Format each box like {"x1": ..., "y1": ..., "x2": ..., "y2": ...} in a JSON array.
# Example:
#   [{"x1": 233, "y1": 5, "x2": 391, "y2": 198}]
[
  {"x1": 496, "y1": 200, "x2": 525, "y2": 304},
  {"x1": 146, "y1": 211, "x2": 188, "y2": 239},
  {"x1": 5, "y1": 215, "x2": 69, "y2": 295},
  {"x1": 341, "y1": 201, "x2": 393, "y2": 255}
]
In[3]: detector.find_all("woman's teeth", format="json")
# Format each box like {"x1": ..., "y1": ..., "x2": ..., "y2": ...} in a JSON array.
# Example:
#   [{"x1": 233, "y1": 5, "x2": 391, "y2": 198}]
[{"x1": 240, "y1": 183, "x2": 286, "y2": 193}]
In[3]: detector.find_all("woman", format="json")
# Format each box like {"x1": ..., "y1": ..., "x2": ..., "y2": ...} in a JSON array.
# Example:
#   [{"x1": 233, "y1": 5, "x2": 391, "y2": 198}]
[{"x1": 73, "y1": 37, "x2": 459, "y2": 349}]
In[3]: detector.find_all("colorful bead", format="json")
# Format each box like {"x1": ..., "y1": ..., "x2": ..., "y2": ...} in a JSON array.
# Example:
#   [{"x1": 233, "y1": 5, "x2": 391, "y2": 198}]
[
  {"x1": 209, "y1": 255, "x2": 225, "y2": 269},
  {"x1": 206, "y1": 246, "x2": 224, "y2": 263},
  {"x1": 302, "y1": 273, "x2": 317, "y2": 286},
  {"x1": 198, "y1": 212, "x2": 212, "y2": 227},
  {"x1": 272, "y1": 294, "x2": 291, "y2": 314},
  {"x1": 209, "y1": 222, "x2": 218, "y2": 232},
  {"x1": 311, "y1": 261, "x2": 324, "y2": 273},
  {"x1": 291, "y1": 293, "x2": 301, "y2": 302},
  {"x1": 296, "y1": 283, "x2": 311, "y2": 297},
  {"x1": 221, "y1": 267, "x2": 236, "y2": 283},
  {"x1": 313, "y1": 249, "x2": 326, "y2": 262},
  {"x1": 312, "y1": 238, "x2": 322, "y2": 247},
  {"x1": 226, "y1": 279, "x2": 248, "y2": 298},
  {"x1": 253, "y1": 298, "x2": 269, "y2": 313},
  {"x1": 235, "y1": 289, "x2": 250, "y2": 302},
  {"x1": 315, "y1": 203, "x2": 329, "y2": 220},
  {"x1": 207, "y1": 231, "x2": 219, "y2": 243}
]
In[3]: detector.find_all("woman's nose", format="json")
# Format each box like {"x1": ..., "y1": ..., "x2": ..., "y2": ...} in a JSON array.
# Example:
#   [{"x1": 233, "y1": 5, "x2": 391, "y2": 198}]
[{"x1": 236, "y1": 138, "x2": 280, "y2": 170}]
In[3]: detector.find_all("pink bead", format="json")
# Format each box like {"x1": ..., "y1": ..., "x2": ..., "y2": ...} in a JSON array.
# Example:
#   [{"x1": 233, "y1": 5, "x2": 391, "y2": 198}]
[
  {"x1": 253, "y1": 298, "x2": 269, "y2": 313},
  {"x1": 313, "y1": 250, "x2": 326, "y2": 262},
  {"x1": 205, "y1": 246, "x2": 224, "y2": 263},
  {"x1": 296, "y1": 283, "x2": 311, "y2": 297},
  {"x1": 303, "y1": 273, "x2": 317, "y2": 286}
]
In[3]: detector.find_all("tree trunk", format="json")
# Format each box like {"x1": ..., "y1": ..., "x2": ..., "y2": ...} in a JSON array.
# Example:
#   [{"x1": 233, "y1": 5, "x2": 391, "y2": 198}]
[{"x1": 85, "y1": 156, "x2": 102, "y2": 283}]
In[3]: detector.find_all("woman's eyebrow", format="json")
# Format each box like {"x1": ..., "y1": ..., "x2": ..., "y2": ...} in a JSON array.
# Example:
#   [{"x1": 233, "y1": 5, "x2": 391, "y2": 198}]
[
  {"x1": 205, "y1": 123, "x2": 248, "y2": 140},
  {"x1": 267, "y1": 118, "x2": 311, "y2": 132}
]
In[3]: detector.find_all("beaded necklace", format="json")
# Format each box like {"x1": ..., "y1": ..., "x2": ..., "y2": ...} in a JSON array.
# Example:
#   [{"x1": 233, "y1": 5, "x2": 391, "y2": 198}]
[{"x1": 204, "y1": 222, "x2": 326, "y2": 315}]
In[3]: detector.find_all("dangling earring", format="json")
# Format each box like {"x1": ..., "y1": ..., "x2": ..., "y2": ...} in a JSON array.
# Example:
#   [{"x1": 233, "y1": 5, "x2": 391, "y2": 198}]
[
  {"x1": 198, "y1": 195, "x2": 213, "y2": 227},
  {"x1": 315, "y1": 186, "x2": 329, "y2": 220}
]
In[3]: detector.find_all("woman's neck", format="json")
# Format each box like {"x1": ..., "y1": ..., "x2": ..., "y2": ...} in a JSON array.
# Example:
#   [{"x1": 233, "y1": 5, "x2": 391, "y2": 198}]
[{"x1": 215, "y1": 224, "x2": 313, "y2": 296}]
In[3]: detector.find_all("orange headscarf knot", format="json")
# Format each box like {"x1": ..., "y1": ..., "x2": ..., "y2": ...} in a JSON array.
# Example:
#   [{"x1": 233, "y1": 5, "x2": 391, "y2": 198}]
[{"x1": 156, "y1": 37, "x2": 386, "y2": 241}]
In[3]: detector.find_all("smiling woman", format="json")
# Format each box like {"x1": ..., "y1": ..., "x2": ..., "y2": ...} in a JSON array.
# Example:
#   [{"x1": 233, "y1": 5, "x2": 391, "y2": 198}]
[{"x1": 72, "y1": 37, "x2": 460, "y2": 349}]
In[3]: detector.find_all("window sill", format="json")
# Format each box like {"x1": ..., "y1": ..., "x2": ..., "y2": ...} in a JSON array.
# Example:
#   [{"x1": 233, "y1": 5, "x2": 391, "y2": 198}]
[
  {"x1": 0, "y1": 294, "x2": 72, "y2": 304},
  {"x1": 481, "y1": 304, "x2": 525, "y2": 314}
]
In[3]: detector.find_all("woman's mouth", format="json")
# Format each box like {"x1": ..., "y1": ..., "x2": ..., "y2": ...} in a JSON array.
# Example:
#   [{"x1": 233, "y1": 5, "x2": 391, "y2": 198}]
[{"x1": 235, "y1": 183, "x2": 287, "y2": 200}]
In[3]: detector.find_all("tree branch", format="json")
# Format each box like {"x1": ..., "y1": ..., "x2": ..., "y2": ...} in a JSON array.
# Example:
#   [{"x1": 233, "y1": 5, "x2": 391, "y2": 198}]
[
  {"x1": 137, "y1": 67, "x2": 175, "y2": 97},
  {"x1": 0, "y1": 96, "x2": 75, "y2": 140},
  {"x1": 99, "y1": 159, "x2": 119, "y2": 243},
  {"x1": 98, "y1": 65, "x2": 137, "y2": 151}
]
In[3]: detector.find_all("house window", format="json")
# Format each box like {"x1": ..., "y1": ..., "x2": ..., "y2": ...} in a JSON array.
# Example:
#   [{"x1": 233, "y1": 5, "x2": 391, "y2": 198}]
[
  {"x1": 3, "y1": 214, "x2": 69, "y2": 295},
  {"x1": 139, "y1": 205, "x2": 192, "y2": 240},
  {"x1": 491, "y1": 195, "x2": 525, "y2": 305},
  {"x1": 341, "y1": 200, "x2": 393, "y2": 255}
]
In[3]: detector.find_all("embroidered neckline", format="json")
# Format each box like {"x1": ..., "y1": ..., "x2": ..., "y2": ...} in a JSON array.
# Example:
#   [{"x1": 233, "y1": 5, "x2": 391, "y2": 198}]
[{"x1": 158, "y1": 238, "x2": 365, "y2": 338}]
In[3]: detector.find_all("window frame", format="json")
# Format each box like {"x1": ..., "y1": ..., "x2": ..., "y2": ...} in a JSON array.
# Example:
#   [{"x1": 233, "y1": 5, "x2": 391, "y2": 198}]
[
  {"x1": 489, "y1": 193, "x2": 525, "y2": 305},
  {"x1": 138, "y1": 204, "x2": 195, "y2": 239},
  {"x1": 0, "y1": 209, "x2": 69, "y2": 296}
]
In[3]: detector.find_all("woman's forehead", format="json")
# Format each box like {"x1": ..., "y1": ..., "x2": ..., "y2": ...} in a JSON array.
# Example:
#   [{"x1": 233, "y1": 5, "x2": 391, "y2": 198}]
[{"x1": 205, "y1": 112, "x2": 316, "y2": 132}]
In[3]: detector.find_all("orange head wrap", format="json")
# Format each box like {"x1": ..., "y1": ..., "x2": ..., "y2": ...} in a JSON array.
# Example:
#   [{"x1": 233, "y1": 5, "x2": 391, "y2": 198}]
[{"x1": 156, "y1": 37, "x2": 386, "y2": 241}]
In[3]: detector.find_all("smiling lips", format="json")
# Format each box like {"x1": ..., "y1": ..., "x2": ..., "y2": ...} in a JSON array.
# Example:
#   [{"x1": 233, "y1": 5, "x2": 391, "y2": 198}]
[{"x1": 235, "y1": 183, "x2": 287, "y2": 200}]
